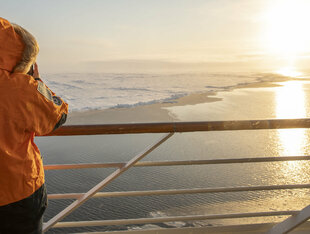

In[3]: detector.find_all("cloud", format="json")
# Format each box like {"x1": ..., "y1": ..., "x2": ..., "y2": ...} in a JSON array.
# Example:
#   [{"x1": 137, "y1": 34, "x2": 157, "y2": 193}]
[
  {"x1": 66, "y1": 38, "x2": 116, "y2": 48},
  {"x1": 77, "y1": 59, "x2": 267, "y2": 73},
  {"x1": 236, "y1": 53, "x2": 268, "y2": 61}
]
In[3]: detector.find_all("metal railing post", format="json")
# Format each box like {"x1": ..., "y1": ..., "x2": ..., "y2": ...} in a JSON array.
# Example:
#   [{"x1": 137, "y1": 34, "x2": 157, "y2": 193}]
[{"x1": 266, "y1": 205, "x2": 310, "y2": 234}]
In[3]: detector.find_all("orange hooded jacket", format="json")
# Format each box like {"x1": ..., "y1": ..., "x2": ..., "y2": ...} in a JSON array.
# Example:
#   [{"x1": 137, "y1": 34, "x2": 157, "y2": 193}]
[{"x1": 0, "y1": 18, "x2": 68, "y2": 206}]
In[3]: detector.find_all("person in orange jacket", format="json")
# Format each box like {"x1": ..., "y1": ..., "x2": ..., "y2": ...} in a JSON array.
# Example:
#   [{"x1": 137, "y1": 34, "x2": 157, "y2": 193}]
[{"x1": 0, "y1": 18, "x2": 68, "y2": 233}]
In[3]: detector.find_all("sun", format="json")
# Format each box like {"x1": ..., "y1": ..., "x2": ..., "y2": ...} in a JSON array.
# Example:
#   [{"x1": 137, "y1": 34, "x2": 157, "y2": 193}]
[
  {"x1": 260, "y1": 0, "x2": 310, "y2": 76},
  {"x1": 276, "y1": 67, "x2": 302, "y2": 77},
  {"x1": 261, "y1": 0, "x2": 310, "y2": 57}
]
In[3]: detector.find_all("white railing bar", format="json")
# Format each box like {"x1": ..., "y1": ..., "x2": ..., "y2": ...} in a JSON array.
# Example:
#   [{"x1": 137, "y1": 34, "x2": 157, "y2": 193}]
[
  {"x1": 75, "y1": 222, "x2": 310, "y2": 234},
  {"x1": 137, "y1": 156, "x2": 310, "y2": 166},
  {"x1": 267, "y1": 205, "x2": 310, "y2": 234},
  {"x1": 47, "y1": 183, "x2": 310, "y2": 200},
  {"x1": 48, "y1": 193, "x2": 81, "y2": 200},
  {"x1": 44, "y1": 162, "x2": 125, "y2": 170},
  {"x1": 51, "y1": 210, "x2": 299, "y2": 228},
  {"x1": 43, "y1": 133, "x2": 174, "y2": 232},
  {"x1": 43, "y1": 155, "x2": 310, "y2": 170}
]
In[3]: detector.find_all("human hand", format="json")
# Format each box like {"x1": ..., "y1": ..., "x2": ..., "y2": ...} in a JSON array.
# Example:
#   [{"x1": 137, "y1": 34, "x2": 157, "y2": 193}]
[{"x1": 33, "y1": 63, "x2": 40, "y2": 78}]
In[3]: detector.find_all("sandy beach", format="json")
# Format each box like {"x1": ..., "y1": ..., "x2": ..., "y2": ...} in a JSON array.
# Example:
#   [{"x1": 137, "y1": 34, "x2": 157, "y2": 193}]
[{"x1": 66, "y1": 79, "x2": 290, "y2": 125}]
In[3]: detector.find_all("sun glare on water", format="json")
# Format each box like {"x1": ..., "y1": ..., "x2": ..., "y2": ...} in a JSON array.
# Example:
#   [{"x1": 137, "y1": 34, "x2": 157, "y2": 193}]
[
  {"x1": 276, "y1": 81, "x2": 307, "y2": 154},
  {"x1": 266, "y1": 1, "x2": 310, "y2": 158},
  {"x1": 275, "y1": 81, "x2": 307, "y2": 177},
  {"x1": 262, "y1": 0, "x2": 310, "y2": 179}
]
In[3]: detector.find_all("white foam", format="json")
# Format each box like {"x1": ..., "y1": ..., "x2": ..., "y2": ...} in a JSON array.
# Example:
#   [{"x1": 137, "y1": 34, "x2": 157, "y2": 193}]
[{"x1": 42, "y1": 72, "x2": 292, "y2": 112}]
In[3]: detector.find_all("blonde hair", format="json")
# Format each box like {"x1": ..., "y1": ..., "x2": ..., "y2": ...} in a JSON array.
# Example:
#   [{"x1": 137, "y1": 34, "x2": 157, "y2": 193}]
[{"x1": 11, "y1": 23, "x2": 39, "y2": 74}]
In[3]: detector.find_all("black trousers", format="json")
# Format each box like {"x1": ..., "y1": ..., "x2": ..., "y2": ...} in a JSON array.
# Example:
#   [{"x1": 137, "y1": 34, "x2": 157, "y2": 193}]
[{"x1": 0, "y1": 184, "x2": 47, "y2": 234}]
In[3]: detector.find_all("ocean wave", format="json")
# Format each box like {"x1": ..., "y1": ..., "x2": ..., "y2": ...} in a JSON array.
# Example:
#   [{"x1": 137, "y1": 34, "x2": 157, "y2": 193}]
[
  {"x1": 42, "y1": 72, "x2": 297, "y2": 112},
  {"x1": 46, "y1": 81, "x2": 83, "y2": 90},
  {"x1": 112, "y1": 93, "x2": 187, "y2": 109},
  {"x1": 126, "y1": 211, "x2": 188, "y2": 231},
  {"x1": 109, "y1": 87, "x2": 154, "y2": 92}
]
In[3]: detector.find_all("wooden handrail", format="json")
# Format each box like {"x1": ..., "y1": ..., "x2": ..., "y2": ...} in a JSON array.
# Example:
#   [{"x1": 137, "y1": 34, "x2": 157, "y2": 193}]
[{"x1": 45, "y1": 118, "x2": 310, "y2": 136}]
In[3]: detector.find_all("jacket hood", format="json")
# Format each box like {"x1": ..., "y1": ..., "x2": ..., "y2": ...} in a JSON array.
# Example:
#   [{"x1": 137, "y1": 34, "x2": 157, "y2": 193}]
[{"x1": 0, "y1": 18, "x2": 24, "y2": 72}]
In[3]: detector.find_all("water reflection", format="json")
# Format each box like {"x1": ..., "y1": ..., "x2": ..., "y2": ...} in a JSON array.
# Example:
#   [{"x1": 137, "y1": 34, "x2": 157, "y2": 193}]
[
  {"x1": 275, "y1": 80, "x2": 307, "y2": 177},
  {"x1": 276, "y1": 81, "x2": 306, "y2": 154},
  {"x1": 275, "y1": 81, "x2": 306, "y2": 119}
]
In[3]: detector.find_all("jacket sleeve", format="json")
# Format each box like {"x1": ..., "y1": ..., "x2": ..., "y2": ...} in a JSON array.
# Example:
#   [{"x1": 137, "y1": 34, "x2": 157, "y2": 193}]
[{"x1": 21, "y1": 77, "x2": 68, "y2": 136}]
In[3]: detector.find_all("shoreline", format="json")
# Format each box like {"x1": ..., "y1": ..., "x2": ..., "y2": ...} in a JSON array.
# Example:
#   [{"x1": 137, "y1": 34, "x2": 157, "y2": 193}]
[{"x1": 66, "y1": 79, "x2": 288, "y2": 125}]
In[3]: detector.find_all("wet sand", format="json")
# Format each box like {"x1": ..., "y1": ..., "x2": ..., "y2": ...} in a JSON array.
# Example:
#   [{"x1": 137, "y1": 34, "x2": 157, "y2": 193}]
[{"x1": 66, "y1": 81, "x2": 285, "y2": 125}]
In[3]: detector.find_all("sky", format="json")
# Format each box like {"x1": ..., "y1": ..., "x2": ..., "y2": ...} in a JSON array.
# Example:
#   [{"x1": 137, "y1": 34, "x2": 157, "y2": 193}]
[{"x1": 2, "y1": 0, "x2": 310, "y2": 73}]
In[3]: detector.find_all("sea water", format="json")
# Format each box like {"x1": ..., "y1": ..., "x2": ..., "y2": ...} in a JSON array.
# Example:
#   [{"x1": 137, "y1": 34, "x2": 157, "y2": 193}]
[{"x1": 38, "y1": 72, "x2": 310, "y2": 233}]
